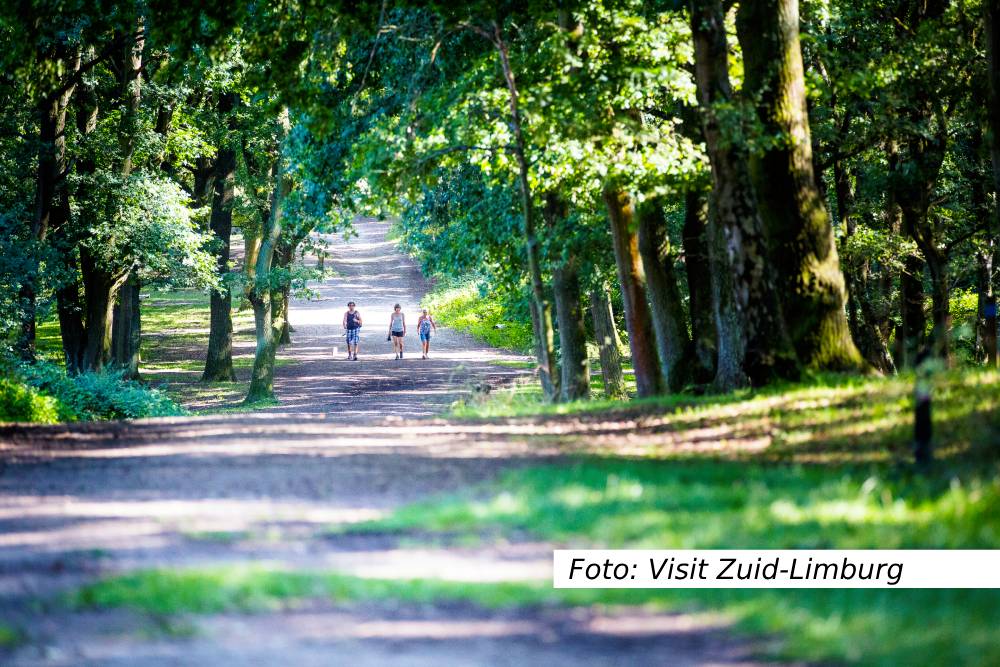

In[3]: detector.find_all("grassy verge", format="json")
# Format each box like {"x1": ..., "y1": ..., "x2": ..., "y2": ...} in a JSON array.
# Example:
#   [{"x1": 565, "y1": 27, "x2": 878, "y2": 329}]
[
  {"x1": 421, "y1": 282, "x2": 534, "y2": 354},
  {"x1": 347, "y1": 368, "x2": 999, "y2": 664},
  {"x1": 34, "y1": 288, "x2": 292, "y2": 413},
  {"x1": 69, "y1": 565, "x2": 999, "y2": 665}
]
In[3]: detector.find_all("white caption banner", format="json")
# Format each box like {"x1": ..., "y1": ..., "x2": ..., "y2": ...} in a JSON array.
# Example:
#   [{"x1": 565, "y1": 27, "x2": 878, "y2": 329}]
[{"x1": 553, "y1": 550, "x2": 1000, "y2": 588}]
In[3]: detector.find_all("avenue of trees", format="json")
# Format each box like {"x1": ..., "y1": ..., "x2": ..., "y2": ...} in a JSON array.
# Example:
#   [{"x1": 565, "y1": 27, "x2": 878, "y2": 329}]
[{"x1": 2, "y1": 0, "x2": 998, "y2": 405}]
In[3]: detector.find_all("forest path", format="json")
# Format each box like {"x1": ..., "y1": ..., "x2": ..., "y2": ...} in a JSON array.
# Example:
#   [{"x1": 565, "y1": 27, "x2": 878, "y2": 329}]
[{"x1": 0, "y1": 220, "x2": 772, "y2": 665}]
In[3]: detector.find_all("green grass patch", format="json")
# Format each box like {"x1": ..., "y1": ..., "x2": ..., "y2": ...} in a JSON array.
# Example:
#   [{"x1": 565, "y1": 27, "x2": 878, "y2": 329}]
[
  {"x1": 422, "y1": 282, "x2": 534, "y2": 354},
  {"x1": 182, "y1": 530, "x2": 251, "y2": 544},
  {"x1": 68, "y1": 565, "x2": 1000, "y2": 665}
]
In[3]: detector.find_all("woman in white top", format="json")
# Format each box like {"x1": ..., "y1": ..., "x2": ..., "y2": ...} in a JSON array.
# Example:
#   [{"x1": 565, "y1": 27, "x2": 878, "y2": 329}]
[{"x1": 388, "y1": 303, "x2": 406, "y2": 359}]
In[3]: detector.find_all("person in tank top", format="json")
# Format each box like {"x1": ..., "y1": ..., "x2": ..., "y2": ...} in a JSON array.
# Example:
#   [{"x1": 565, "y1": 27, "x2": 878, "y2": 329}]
[
  {"x1": 342, "y1": 301, "x2": 362, "y2": 360},
  {"x1": 388, "y1": 303, "x2": 406, "y2": 359}
]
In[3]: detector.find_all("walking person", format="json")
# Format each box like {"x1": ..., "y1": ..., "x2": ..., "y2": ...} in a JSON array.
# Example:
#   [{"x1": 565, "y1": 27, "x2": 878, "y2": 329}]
[
  {"x1": 388, "y1": 303, "x2": 406, "y2": 359},
  {"x1": 417, "y1": 308, "x2": 437, "y2": 359},
  {"x1": 342, "y1": 301, "x2": 362, "y2": 360}
]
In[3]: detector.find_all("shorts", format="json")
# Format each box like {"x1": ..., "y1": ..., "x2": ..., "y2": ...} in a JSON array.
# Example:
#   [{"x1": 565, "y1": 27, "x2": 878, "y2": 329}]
[
  {"x1": 346, "y1": 328, "x2": 360, "y2": 345},
  {"x1": 419, "y1": 332, "x2": 431, "y2": 342},
  {"x1": 391, "y1": 331, "x2": 405, "y2": 338}
]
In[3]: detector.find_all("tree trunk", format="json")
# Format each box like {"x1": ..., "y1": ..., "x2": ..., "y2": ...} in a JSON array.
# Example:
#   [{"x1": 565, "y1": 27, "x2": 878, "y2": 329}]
[
  {"x1": 492, "y1": 24, "x2": 559, "y2": 400},
  {"x1": 246, "y1": 116, "x2": 290, "y2": 404},
  {"x1": 553, "y1": 260, "x2": 590, "y2": 401},
  {"x1": 682, "y1": 186, "x2": 716, "y2": 383},
  {"x1": 924, "y1": 249, "x2": 951, "y2": 365},
  {"x1": 80, "y1": 248, "x2": 126, "y2": 373},
  {"x1": 59, "y1": 52, "x2": 98, "y2": 374},
  {"x1": 637, "y1": 198, "x2": 692, "y2": 392},
  {"x1": 736, "y1": 0, "x2": 863, "y2": 372},
  {"x1": 603, "y1": 186, "x2": 661, "y2": 397},
  {"x1": 202, "y1": 95, "x2": 238, "y2": 382},
  {"x1": 590, "y1": 285, "x2": 627, "y2": 400},
  {"x1": 898, "y1": 252, "x2": 926, "y2": 369},
  {"x1": 690, "y1": 0, "x2": 798, "y2": 388},
  {"x1": 18, "y1": 46, "x2": 80, "y2": 359},
  {"x1": 705, "y1": 194, "x2": 748, "y2": 391},
  {"x1": 102, "y1": 19, "x2": 145, "y2": 376},
  {"x1": 984, "y1": 0, "x2": 1000, "y2": 367},
  {"x1": 111, "y1": 274, "x2": 141, "y2": 378},
  {"x1": 977, "y1": 248, "x2": 997, "y2": 365},
  {"x1": 57, "y1": 279, "x2": 86, "y2": 375}
]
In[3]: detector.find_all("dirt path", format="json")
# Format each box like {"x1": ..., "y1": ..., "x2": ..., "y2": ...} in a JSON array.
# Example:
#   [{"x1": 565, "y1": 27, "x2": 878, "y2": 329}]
[{"x1": 0, "y1": 220, "x2": 775, "y2": 665}]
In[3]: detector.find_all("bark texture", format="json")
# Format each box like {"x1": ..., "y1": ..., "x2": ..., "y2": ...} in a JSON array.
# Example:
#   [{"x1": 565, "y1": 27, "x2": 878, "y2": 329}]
[
  {"x1": 984, "y1": 0, "x2": 1000, "y2": 367},
  {"x1": 553, "y1": 261, "x2": 590, "y2": 401},
  {"x1": 637, "y1": 199, "x2": 692, "y2": 392},
  {"x1": 203, "y1": 97, "x2": 239, "y2": 382},
  {"x1": 736, "y1": 0, "x2": 863, "y2": 371},
  {"x1": 690, "y1": 0, "x2": 797, "y2": 388},
  {"x1": 590, "y1": 285, "x2": 627, "y2": 400},
  {"x1": 603, "y1": 186, "x2": 662, "y2": 397},
  {"x1": 111, "y1": 274, "x2": 141, "y2": 378},
  {"x1": 682, "y1": 187, "x2": 717, "y2": 383}
]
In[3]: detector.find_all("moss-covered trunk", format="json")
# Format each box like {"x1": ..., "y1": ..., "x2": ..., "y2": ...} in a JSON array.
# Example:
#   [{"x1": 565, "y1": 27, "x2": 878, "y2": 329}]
[
  {"x1": 589, "y1": 285, "x2": 627, "y2": 400},
  {"x1": 690, "y1": 0, "x2": 797, "y2": 388},
  {"x1": 603, "y1": 186, "x2": 661, "y2": 397},
  {"x1": 736, "y1": 0, "x2": 863, "y2": 372},
  {"x1": 246, "y1": 117, "x2": 290, "y2": 404},
  {"x1": 203, "y1": 94, "x2": 238, "y2": 382},
  {"x1": 682, "y1": 187, "x2": 717, "y2": 383},
  {"x1": 637, "y1": 198, "x2": 692, "y2": 392},
  {"x1": 553, "y1": 259, "x2": 590, "y2": 402},
  {"x1": 111, "y1": 274, "x2": 141, "y2": 379}
]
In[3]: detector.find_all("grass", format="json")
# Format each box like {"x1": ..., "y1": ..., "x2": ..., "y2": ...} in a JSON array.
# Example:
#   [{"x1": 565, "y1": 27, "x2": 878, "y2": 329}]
[
  {"x1": 346, "y1": 367, "x2": 1000, "y2": 665},
  {"x1": 422, "y1": 282, "x2": 534, "y2": 354},
  {"x1": 35, "y1": 288, "x2": 303, "y2": 412},
  {"x1": 68, "y1": 566, "x2": 1000, "y2": 665}
]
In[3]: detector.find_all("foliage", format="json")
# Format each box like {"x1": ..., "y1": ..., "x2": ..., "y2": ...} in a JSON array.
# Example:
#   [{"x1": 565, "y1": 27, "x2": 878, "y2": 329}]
[
  {"x1": 0, "y1": 376, "x2": 60, "y2": 424},
  {"x1": 422, "y1": 282, "x2": 534, "y2": 354},
  {"x1": 1, "y1": 354, "x2": 185, "y2": 422}
]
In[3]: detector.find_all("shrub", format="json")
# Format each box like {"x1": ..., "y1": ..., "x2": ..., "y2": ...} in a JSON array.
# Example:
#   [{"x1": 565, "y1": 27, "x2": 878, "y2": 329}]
[
  {"x1": 422, "y1": 282, "x2": 534, "y2": 354},
  {"x1": 0, "y1": 376, "x2": 59, "y2": 423},
  {"x1": 1, "y1": 353, "x2": 185, "y2": 422}
]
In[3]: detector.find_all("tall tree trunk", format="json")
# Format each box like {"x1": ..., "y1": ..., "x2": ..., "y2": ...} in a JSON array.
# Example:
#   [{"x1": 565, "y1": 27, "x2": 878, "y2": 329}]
[
  {"x1": 924, "y1": 248, "x2": 951, "y2": 365},
  {"x1": 690, "y1": 0, "x2": 798, "y2": 388},
  {"x1": 977, "y1": 248, "x2": 997, "y2": 364},
  {"x1": 682, "y1": 186, "x2": 716, "y2": 383},
  {"x1": 272, "y1": 243, "x2": 293, "y2": 346},
  {"x1": 637, "y1": 198, "x2": 692, "y2": 392},
  {"x1": 736, "y1": 0, "x2": 863, "y2": 371},
  {"x1": 59, "y1": 51, "x2": 98, "y2": 373},
  {"x1": 984, "y1": 0, "x2": 1000, "y2": 367},
  {"x1": 492, "y1": 23, "x2": 558, "y2": 400},
  {"x1": 17, "y1": 46, "x2": 80, "y2": 359},
  {"x1": 203, "y1": 93, "x2": 239, "y2": 382},
  {"x1": 590, "y1": 285, "x2": 627, "y2": 399},
  {"x1": 80, "y1": 248, "x2": 127, "y2": 372},
  {"x1": 111, "y1": 274, "x2": 141, "y2": 378},
  {"x1": 105, "y1": 18, "x2": 145, "y2": 375},
  {"x1": 56, "y1": 267, "x2": 86, "y2": 375},
  {"x1": 898, "y1": 251, "x2": 926, "y2": 369},
  {"x1": 246, "y1": 114, "x2": 290, "y2": 404},
  {"x1": 603, "y1": 187, "x2": 662, "y2": 397},
  {"x1": 553, "y1": 260, "x2": 590, "y2": 401},
  {"x1": 705, "y1": 195, "x2": 748, "y2": 391}
]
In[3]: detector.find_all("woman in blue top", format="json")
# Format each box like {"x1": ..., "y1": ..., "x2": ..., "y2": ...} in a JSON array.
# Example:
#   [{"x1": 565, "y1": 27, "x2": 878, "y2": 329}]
[
  {"x1": 417, "y1": 308, "x2": 437, "y2": 359},
  {"x1": 388, "y1": 303, "x2": 406, "y2": 359}
]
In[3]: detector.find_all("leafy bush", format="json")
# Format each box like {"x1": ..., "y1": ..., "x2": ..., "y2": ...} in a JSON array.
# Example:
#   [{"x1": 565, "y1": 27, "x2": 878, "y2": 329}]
[
  {"x1": 422, "y1": 282, "x2": 534, "y2": 354},
  {"x1": 1, "y1": 354, "x2": 185, "y2": 422},
  {"x1": 0, "y1": 376, "x2": 59, "y2": 423}
]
